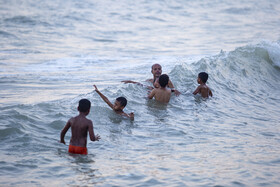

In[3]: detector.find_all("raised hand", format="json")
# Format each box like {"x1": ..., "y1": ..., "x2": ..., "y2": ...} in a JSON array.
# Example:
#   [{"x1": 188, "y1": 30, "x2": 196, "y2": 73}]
[{"x1": 93, "y1": 85, "x2": 98, "y2": 91}]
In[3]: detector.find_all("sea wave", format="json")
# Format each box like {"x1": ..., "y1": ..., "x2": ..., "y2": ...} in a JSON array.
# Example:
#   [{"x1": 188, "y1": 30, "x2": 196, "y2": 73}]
[
  {"x1": 0, "y1": 41, "x2": 280, "y2": 186},
  {"x1": 170, "y1": 41, "x2": 280, "y2": 95}
]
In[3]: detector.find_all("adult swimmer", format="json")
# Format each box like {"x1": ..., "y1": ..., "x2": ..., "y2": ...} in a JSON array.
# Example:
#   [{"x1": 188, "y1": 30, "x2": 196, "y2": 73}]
[{"x1": 122, "y1": 63, "x2": 181, "y2": 96}]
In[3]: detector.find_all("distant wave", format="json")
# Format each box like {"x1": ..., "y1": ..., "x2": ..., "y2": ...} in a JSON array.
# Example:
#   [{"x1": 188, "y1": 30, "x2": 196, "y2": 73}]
[
  {"x1": 169, "y1": 40, "x2": 280, "y2": 96},
  {"x1": 4, "y1": 16, "x2": 50, "y2": 27}
]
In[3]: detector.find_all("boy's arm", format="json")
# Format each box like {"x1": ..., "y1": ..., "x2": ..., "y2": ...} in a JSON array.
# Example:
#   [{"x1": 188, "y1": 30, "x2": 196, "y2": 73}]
[
  {"x1": 60, "y1": 119, "x2": 71, "y2": 144},
  {"x1": 122, "y1": 80, "x2": 142, "y2": 85},
  {"x1": 88, "y1": 121, "x2": 100, "y2": 141},
  {"x1": 209, "y1": 88, "x2": 213, "y2": 97},
  {"x1": 122, "y1": 80, "x2": 153, "y2": 90},
  {"x1": 168, "y1": 80, "x2": 181, "y2": 96},
  {"x1": 121, "y1": 112, "x2": 134, "y2": 120},
  {"x1": 193, "y1": 86, "x2": 201, "y2": 95},
  {"x1": 146, "y1": 78, "x2": 153, "y2": 83},
  {"x1": 93, "y1": 85, "x2": 114, "y2": 109},
  {"x1": 148, "y1": 89, "x2": 156, "y2": 99}
]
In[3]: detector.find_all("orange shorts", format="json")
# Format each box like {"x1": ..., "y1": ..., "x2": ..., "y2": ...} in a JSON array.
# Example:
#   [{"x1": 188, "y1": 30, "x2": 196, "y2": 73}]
[{"x1": 68, "y1": 145, "x2": 88, "y2": 155}]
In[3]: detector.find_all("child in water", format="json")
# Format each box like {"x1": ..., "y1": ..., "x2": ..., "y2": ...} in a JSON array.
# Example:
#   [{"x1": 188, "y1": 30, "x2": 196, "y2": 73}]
[
  {"x1": 60, "y1": 99, "x2": 100, "y2": 155},
  {"x1": 193, "y1": 72, "x2": 213, "y2": 98},
  {"x1": 148, "y1": 74, "x2": 171, "y2": 103},
  {"x1": 93, "y1": 85, "x2": 134, "y2": 120}
]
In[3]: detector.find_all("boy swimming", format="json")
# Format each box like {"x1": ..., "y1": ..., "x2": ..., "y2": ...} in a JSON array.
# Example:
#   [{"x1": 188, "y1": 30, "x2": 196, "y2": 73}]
[
  {"x1": 60, "y1": 99, "x2": 100, "y2": 155},
  {"x1": 193, "y1": 72, "x2": 213, "y2": 98},
  {"x1": 122, "y1": 63, "x2": 181, "y2": 95},
  {"x1": 93, "y1": 85, "x2": 134, "y2": 120},
  {"x1": 148, "y1": 74, "x2": 171, "y2": 103}
]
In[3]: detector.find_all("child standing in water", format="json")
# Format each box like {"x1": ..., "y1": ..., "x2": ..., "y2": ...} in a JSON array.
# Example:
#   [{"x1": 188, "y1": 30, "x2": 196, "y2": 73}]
[
  {"x1": 148, "y1": 74, "x2": 171, "y2": 103},
  {"x1": 193, "y1": 72, "x2": 213, "y2": 98},
  {"x1": 93, "y1": 85, "x2": 134, "y2": 120},
  {"x1": 60, "y1": 99, "x2": 100, "y2": 155}
]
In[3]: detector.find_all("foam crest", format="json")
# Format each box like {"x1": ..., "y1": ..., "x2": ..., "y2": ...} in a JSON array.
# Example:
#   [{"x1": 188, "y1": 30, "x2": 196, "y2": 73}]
[{"x1": 169, "y1": 41, "x2": 280, "y2": 99}]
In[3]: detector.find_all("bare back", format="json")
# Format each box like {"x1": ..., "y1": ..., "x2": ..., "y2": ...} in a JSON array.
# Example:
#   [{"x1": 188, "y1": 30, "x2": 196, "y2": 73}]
[
  {"x1": 149, "y1": 87, "x2": 171, "y2": 103},
  {"x1": 199, "y1": 85, "x2": 212, "y2": 98},
  {"x1": 69, "y1": 115, "x2": 93, "y2": 147}
]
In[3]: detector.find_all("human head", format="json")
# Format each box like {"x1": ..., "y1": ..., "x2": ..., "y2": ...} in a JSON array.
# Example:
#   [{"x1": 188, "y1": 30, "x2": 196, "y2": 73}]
[
  {"x1": 198, "y1": 72, "x2": 208, "y2": 84},
  {"x1": 159, "y1": 74, "x2": 169, "y2": 88},
  {"x1": 114, "y1": 97, "x2": 127, "y2": 111},
  {"x1": 78, "y1": 99, "x2": 91, "y2": 114},
  {"x1": 151, "y1": 64, "x2": 162, "y2": 79}
]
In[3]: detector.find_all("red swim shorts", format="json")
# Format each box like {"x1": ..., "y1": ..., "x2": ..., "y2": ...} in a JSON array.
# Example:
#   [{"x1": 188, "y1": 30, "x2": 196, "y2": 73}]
[{"x1": 68, "y1": 145, "x2": 88, "y2": 155}]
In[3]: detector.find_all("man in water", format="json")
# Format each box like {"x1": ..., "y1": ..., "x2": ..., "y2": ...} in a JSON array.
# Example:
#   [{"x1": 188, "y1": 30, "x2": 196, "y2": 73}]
[
  {"x1": 148, "y1": 74, "x2": 172, "y2": 103},
  {"x1": 122, "y1": 63, "x2": 180, "y2": 96}
]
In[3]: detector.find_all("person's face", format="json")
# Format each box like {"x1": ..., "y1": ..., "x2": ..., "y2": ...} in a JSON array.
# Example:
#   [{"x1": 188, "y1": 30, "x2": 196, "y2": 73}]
[
  {"x1": 113, "y1": 100, "x2": 123, "y2": 111},
  {"x1": 197, "y1": 77, "x2": 202, "y2": 84},
  {"x1": 151, "y1": 64, "x2": 162, "y2": 78}
]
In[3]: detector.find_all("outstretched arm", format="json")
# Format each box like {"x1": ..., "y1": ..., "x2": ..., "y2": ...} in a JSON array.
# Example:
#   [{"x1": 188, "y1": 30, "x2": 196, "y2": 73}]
[
  {"x1": 93, "y1": 85, "x2": 114, "y2": 109},
  {"x1": 122, "y1": 80, "x2": 141, "y2": 85},
  {"x1": 168, "y1": 80, "x2": 181, "y2": 96},
  {"x1": 121, "y1": 112, "x2": 134, "y2": 120},
  {"x1": 60, "y1": 119, "x2": 71, "y2": 144},
  {"x1": 122, "y1": 80, "x2": 153, "y2": 90}
]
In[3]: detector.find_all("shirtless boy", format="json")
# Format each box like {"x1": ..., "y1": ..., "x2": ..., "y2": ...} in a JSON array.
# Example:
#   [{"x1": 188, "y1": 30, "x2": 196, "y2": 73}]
[
  {"x1": 93, "y1": 85, "x2": 134, "y2": 120},
  {"x1": 60, "y1": 99, "x2": 100, "y2": 155},
  {"x1": 122, "y1": 63, "x2": 180, "y2": 96},
  {"x1": 193, "y1": 72, "x2": 213, "y2": 98},
  {"x1": 148, "y1": 74, "x2": 171, "y2": 103}
]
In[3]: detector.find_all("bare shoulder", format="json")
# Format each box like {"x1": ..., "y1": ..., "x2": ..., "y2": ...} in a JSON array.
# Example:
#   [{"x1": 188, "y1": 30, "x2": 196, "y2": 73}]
[
  {"x1": 202, "y1": 84, "x2": 210, "y2": 91},
  {"x1": 153, "y1": 87, "x2": 159, "y2": 92},
  {"x1": 85, "y1": 118, "x2": 93, "y2": 126},
  {"x1": 152, "y1": 88, "x2": 160, "y2": 94},
  {"x1": 68, "y1": 117, "x2": 75, "y2": 124},
  {"x1": 200, "y1": 85, "x2": 208, "y2": 91},
  {"x1": 196, "y1": 85, "x2": 202, "y2": 90}
]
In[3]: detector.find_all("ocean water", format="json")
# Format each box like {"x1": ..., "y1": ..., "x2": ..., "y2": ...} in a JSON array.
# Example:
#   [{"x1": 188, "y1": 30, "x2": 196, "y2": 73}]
[{"x1": 1, "y1": 0, "x2": 280, "y2": 186}]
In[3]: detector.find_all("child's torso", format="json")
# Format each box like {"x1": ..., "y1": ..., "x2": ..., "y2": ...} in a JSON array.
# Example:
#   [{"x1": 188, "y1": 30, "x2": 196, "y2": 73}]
[
  {"x1": 70, "y1": 116, "x2": 89, "y2": 147},
  {"x1": 200, "y1": 85, "x2": 210, "y2": 98},
  {"x1": 155, "y1": 88, "x2": 171, "y2": 103}
]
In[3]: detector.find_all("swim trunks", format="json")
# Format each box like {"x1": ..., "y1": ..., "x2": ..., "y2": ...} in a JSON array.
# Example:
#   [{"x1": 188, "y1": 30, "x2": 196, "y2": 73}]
[{"x1": 68, "y1": 145, "x2": 88, "y2": 155}]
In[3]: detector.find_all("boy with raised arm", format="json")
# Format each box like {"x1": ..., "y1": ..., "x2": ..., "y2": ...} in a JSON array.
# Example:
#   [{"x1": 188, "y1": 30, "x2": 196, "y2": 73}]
[
  {"x1": 193, "y1": 72, "x2": 213, "y2": 98},
  {"x1": 60, "y1": 99, "x2": 100, "y2": 155},
  {"x1": 148, "y1": 74, "x2": 171, "y2": 103},
  {"x1": 93, "y1": 85, "x2": 134, "y2": 120}
]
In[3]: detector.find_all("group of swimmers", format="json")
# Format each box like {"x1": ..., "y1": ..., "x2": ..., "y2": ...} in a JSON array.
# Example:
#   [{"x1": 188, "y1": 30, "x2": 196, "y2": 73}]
[{"x1": 60, "y1": 63, "x2": 213, "y2": 155}]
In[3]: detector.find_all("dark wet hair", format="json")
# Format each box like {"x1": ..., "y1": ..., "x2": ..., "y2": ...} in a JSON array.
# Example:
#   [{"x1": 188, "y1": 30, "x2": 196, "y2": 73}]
[
  {"x1": 116, "y1": 97, "x2": 127, "y2": 107},
  {"x1": 159, "y1": 74, "x2": 169, "y2": 87},
  {"x1": 198, "y1": 72, "x2": 208, "y2": 83},
  {"x1": 78, "y1": 99, "x2": 91, "y2": 112}
]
